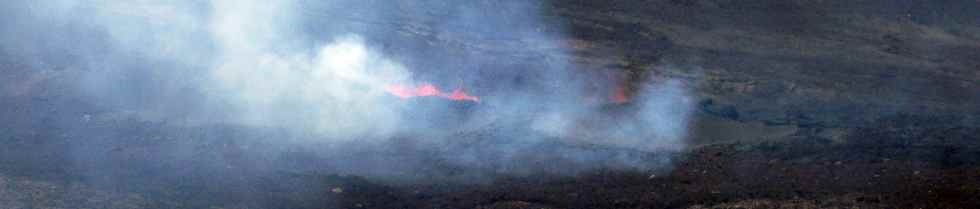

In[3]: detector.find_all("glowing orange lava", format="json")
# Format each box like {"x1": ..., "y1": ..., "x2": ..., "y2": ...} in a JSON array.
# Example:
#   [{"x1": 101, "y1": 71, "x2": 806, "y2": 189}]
[
  {"x1": 612, "y1": 85, "x2": 630, "y2": 104},
  {"x1": 385, "y1": 83, "x2": 480, "y2": 102},
  {"x1": 386, "y1": 81, "x2": 630, "y2": 104}
]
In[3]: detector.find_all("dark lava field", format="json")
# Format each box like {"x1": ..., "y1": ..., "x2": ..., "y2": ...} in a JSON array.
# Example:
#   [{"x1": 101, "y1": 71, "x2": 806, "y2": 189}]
[{"x1": 2, "y1": 0, "x2": 979, "y2": 208}]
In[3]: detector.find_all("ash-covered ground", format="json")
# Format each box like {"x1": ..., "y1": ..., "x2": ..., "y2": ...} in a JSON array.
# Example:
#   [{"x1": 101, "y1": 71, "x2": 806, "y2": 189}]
[{"x1": 2, "y1": 0, "x2": 979, "y2": 208}]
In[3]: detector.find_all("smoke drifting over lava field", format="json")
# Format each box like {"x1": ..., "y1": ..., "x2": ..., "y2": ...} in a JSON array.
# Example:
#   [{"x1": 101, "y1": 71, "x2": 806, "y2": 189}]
[
  {"x1": 4, "y1": 0, "x2": 692, "y2": 189},
  {"x1": 2, "y1": 0, "x2": 979, "y2": 208}
]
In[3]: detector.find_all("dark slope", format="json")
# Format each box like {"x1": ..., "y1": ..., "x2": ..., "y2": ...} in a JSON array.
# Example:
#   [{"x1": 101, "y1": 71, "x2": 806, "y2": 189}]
[{"x1": 1, "y1": 0, "x2": 978, "y2": 208}]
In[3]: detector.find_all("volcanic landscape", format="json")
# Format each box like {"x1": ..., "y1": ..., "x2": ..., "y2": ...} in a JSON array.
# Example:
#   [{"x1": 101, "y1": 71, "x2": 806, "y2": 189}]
[{"x1": 2, "y1": 0, "x2": 979, "y2": 208}]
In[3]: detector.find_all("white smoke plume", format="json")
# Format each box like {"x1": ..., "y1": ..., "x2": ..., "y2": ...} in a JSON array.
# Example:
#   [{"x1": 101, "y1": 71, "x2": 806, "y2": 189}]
[
  {"x1": 209, "y1": 0, "x2": 412, "y2": 139},
  {"x1": 4, "y1": 0, "x2": 697, "y2": 180}
]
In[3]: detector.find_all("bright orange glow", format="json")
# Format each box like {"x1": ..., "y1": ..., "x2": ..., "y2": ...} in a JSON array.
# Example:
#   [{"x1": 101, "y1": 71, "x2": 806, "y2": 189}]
[
  {"x1": 416, "y1": 84, "x2": 442, "y2": 96},
  {"x1": 446, "y1": 88, "x2": 480, "y2": 102},
  {"x1": 612, "y1": 85, "x2": 630, "y2": 104},
  {"x1": 384, "y1": 85, "x2": 415, "y2": 98},
  {"x1": 385, "y1": 83, "x2": 480, "y2": 102}
]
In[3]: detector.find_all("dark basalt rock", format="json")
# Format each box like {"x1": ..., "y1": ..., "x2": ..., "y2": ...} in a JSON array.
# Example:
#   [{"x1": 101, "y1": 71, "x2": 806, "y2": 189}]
[{"x1": 2, "y1": 0, "x2": 979, "y2": 208}]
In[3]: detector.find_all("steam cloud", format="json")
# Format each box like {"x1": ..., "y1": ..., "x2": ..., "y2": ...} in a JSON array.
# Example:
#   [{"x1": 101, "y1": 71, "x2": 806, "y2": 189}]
[{"x1": 5, "y1": 0, "x2": 695, "y2": 180}]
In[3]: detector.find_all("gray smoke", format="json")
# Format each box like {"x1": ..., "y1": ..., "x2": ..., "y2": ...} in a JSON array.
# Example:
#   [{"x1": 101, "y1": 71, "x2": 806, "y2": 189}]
[{"x1": 4, "y1": 0, "x2": 695, "y2": 181}]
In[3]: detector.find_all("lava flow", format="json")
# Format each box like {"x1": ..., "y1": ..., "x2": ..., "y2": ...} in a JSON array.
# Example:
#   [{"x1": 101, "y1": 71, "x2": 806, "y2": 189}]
[
  {"x1": 385, "y1": 83, "x2": 480, "y2": 102},
  {"x1": 612, "y1": 85, "x2": 630, "y2": 104}
]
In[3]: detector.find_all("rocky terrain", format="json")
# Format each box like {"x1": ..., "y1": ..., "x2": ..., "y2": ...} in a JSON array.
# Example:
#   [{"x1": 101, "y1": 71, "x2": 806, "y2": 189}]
[{"x1": 2, "y1": 0, "x2": 979, "y2": 208}]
